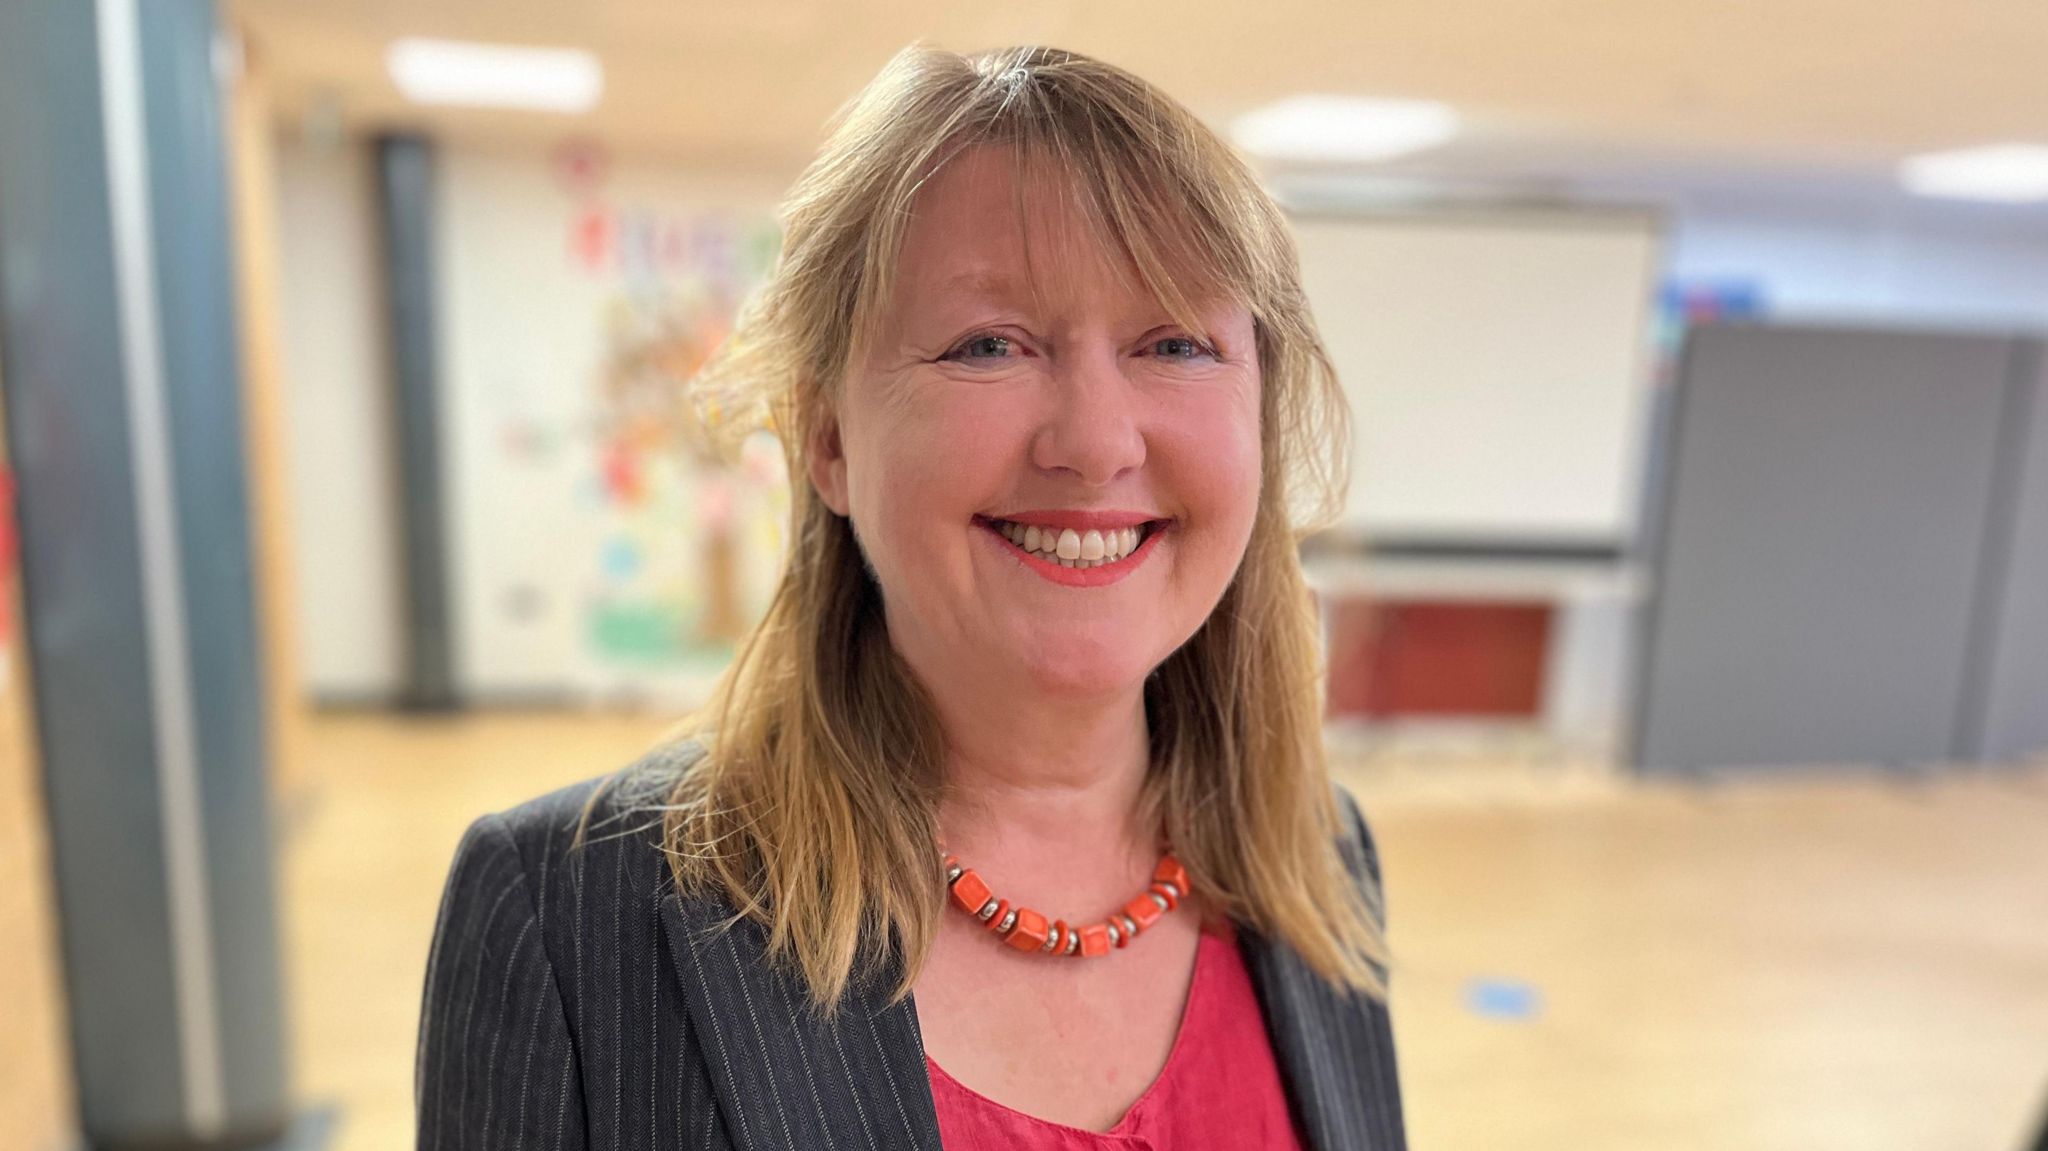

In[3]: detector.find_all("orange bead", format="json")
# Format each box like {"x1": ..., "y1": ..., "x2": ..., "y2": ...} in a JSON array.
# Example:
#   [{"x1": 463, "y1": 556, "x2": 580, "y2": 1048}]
[
  {"x1": 1153, "y1": 856, "x2": 1189, "y2": 895},
  {"x1": 1004, "y1": 907, "x2": 1049, "y2": 952},
  {"x1": 1078, "y1": 923, "x2": 1111, "y2": 957},
  {"x1": 1051, "y1": 919, "x2": 1070, "y2": 955},
  {"x1": 1123, "y1": 894, "x2": 1165, "y2": 933},
  {"x1": 949, "y1": 869, "x2": 992, "y2": 916}
]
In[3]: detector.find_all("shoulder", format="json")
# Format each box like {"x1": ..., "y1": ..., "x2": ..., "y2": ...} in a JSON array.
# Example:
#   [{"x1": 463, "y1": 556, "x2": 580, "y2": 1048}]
[
  {"x1": 418, "y1": 740, "x2": 713, "y2": 1140},
  {"x1": 458, "y1": 738, "x2": 709, "y2": 877},
  {"x1": 434, "y1": 737, "x2": 711, "y2": 946},
  {"x1": 426, "y1": 739, "x2": 713, "y2": 1020}
]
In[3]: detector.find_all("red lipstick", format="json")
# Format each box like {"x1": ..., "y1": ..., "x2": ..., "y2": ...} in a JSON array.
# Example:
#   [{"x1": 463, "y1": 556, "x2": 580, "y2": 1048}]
[{"x1": 973, "y1": 516, "x2": 1169, "y2": 588}]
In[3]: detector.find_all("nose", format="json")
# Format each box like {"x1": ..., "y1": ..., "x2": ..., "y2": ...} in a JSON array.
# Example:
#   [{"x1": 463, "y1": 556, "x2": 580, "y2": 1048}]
[{"x1": 1031, "y1": 346, "x2": 1146, "y2": 485}]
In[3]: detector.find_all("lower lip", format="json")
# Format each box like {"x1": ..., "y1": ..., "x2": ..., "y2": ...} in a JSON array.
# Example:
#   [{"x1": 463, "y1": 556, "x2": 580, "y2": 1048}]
[{"x1": 975, "y1": 519, "x2": 1167, "y2": 588}]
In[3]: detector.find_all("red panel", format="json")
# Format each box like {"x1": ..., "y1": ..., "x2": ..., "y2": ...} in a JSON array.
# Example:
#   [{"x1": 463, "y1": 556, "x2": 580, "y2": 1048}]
[
  {"x1": 1326, "y1": 599, "x2": 1552, "y2": 719},
  {"x1": 1323, "y1": 596, "x2": 1383, "y2": 718}
]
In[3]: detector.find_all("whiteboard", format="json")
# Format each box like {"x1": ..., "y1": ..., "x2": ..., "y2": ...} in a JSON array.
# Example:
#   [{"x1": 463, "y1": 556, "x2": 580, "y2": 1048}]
[{"x1": 1291, "y1": 209, "x2": 1662, "y2": 545}]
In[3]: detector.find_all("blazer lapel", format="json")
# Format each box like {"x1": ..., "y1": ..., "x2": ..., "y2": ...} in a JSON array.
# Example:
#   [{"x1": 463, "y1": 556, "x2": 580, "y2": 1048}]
[
  {"x1": 661, "y1": 891, "x2": 946, "y2": 1151},
  {"x1": 1239, "y1": 925, "x2": 1409, "y2": 1151}
]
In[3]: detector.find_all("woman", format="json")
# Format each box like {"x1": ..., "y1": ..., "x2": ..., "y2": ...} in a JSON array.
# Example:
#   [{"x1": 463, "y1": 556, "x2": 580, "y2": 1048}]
[{"x1": 417, "y1": 44, "x2": 1404, "y2": 1151}]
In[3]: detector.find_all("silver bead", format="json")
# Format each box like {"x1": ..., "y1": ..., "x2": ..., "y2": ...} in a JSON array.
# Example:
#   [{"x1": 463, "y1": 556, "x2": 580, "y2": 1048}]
[
  {"x1": 976, "y1": 897, "x2": 999, "y2": 921},
  {"x1": 1040, "y1": 927, "x2": 1060, "y2": 954},
  {"x1": 1149, "y1": 892, "x2": 1170, "y2": 912},
  {"x1": 1117, "y1": 913, "x2": 1138, "y2": 938},
  {"x1": 996, "y1": 908, "x2": 1018, "y2": 934},
  {"x1": 1105, "y1": 922, "x2": 1121, "y2": 947},
  {"x1": 1063, "y1": 931, "x2": 1082, "y2": 956},
  {"x1": 1158, "y1": 881, "x2": 1181, "y2": 900},
  {"x1": 945, "y1": 863, "x2": 964, "y2": 884}
]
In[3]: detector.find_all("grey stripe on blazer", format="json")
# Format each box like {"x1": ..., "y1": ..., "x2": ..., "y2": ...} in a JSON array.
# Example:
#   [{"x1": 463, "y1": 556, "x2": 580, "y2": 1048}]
[{"x1": 416, "y1": 741, "x2": 1407, "y2": 1149}]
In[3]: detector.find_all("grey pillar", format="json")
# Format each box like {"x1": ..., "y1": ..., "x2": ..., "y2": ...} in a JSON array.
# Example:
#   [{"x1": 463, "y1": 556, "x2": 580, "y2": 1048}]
[
  {"x1": 373, "y1": 134, "x2": 460, "y2": 711},
  {"x1": 0, "y1": 0, "x2": 290, "y2": 1146}
]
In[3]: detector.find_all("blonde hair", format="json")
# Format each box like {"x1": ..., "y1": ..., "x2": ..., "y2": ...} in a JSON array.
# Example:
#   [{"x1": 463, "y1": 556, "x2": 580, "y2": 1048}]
[{"x1": 647, "y1": 43, "x2": 1386, "y2": 1012}]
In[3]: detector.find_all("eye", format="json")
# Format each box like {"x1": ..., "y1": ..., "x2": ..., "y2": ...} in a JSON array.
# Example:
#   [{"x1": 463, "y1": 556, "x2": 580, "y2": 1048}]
[
  {"x1": 1147, "y1": 335, "x2": 1218, "y2": 361},
  {"x1": 942, "y1": 333, "x2": 1023, "y2": 363}
]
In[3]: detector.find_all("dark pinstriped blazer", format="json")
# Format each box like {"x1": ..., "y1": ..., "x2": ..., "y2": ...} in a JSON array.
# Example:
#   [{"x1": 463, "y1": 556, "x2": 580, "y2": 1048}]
[{"x1": 416, "y1": 741, "x2": 1406, "y2": 1149}]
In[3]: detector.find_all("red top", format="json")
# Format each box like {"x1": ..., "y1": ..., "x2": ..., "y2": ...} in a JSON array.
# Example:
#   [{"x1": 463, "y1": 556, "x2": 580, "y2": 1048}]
[{"x1": 924, "y1": 921, "x2": 1306, "y2": 1150}]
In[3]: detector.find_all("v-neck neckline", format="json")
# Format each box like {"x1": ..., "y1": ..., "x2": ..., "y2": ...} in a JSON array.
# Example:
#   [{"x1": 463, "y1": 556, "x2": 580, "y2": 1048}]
[{"x1": 920, "y1": 922, "x2": 1223, "y2": 1139}]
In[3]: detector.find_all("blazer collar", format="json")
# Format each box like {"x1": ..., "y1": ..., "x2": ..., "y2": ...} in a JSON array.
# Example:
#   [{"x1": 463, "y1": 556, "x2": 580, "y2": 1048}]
[
  {"x1": 660, "y1": 891, "x2": 946, "y2": 1151},
  {"x1": 1238, "y1": 924, "x2": 1408, "y2": 1151},
  {"x1": 661, "y1": 888, "x2": 1395, "y2": 1151}
]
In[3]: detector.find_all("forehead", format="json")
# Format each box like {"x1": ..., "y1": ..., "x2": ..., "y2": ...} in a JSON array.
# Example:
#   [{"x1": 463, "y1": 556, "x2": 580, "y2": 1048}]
[{"x1": 888, "y1": 146, "x2": 1163, "y2": 318}]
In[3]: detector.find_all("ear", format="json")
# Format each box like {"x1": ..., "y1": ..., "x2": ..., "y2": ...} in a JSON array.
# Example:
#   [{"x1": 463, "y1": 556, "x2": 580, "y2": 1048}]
[{"x1": 807, "y1": 410, "x2": 852, "y2": 517}]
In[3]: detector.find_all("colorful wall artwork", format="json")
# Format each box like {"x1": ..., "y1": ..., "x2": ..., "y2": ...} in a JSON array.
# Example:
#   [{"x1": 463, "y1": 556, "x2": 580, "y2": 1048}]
[
  {"x1": 569, "y1": 192, "x2": 786, "y2": 683},
  {"x1": 438, "y1": 144, "x2": 792, "y2": 703}
]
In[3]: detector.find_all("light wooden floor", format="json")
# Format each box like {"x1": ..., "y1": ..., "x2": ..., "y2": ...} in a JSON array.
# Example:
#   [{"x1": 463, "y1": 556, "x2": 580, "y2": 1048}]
[
  {"x1": 8, "y1": 710, "x2": 2048, "y2": 1150},
  {"x1": 0, "y1": 656, "x2": 72, "y2": 1151},
  {"x1": 1356, "y1": 752, "x2": 2048, "y2": 1150}
]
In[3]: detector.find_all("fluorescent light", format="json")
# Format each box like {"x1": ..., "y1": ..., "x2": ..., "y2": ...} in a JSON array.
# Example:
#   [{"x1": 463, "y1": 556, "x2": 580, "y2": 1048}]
[
  {"x1": 1232, "y1": 96, "x2": 1458, "y2": 163},
  {"x1": 1900, "y1": 143, "x2": 2048, "y2": 203},
  {"x1": 386, "y1": 38, "x2": 602, "y2": 113}
]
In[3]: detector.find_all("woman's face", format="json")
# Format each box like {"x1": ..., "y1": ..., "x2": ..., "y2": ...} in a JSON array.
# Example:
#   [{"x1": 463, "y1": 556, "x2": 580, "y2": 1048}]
[{"x1": 810, "y1": 147, "x2": 1262, "y2": 703}]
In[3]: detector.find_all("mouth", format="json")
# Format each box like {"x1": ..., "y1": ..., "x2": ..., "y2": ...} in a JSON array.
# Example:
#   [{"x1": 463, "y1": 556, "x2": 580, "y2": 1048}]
[
  {"x1": 974, "y1": 512, "x2": 1171, "y2": 581},
  {"x1": 978, "y1": 516, "x2": 1163, "y2": 565}
]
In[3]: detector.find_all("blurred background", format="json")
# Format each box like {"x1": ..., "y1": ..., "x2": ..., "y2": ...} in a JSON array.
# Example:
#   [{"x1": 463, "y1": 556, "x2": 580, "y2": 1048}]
[{"x1": 3, "y1": 1, "x2": 2047, "y2": 1149}]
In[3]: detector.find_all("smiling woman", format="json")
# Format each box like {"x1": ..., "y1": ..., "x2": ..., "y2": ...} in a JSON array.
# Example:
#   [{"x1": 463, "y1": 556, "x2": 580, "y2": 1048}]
[{"x1": 417, "y1": 43, "x2": 1404, "y2": 1151}]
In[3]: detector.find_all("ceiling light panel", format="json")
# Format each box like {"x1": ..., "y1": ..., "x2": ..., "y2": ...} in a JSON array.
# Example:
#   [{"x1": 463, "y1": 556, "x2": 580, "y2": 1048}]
[
  {"x1": 1232, "y1": 95, "x2": 1459, "y2": 164},
  {"x1": 386, "y1": 38, "x2": 603, "y2": 113},
  {"x1": 1899, "y1": 143, "x2": 2048, "y2": 203}
]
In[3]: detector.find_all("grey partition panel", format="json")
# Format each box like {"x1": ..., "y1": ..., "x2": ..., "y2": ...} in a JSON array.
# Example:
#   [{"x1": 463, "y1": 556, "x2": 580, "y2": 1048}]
[
  {"x1": 1975, "y1": 350, "x2": 2048, "y2": 760},
  {"x1": 1635, "y1": 324, "x2": 2020, "y2": 772}
]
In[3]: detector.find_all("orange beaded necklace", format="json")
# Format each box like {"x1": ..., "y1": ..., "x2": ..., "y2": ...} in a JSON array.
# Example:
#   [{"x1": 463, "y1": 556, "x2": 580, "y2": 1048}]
[{"x1": 942, "y1": 851, "x2": 1190, "y2": 957}]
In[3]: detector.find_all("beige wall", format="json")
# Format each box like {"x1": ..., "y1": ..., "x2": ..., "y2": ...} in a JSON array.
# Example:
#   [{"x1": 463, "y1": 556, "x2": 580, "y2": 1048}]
[
  {"x1": 231, "y1": 33, "x2": 309, "y2": 807},
  {"x1": 274, "y1": 134, "x2": 402, "y2": 701}
]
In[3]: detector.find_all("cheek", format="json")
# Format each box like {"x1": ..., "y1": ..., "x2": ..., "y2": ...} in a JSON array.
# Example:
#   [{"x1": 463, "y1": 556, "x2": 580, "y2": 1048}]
[
  {"x1": 1161, "y1": 389, "x2": 1262, "y2": 541},
  {"x1": 842, "y1": 389, "x2": 1019, "y2": 551}
]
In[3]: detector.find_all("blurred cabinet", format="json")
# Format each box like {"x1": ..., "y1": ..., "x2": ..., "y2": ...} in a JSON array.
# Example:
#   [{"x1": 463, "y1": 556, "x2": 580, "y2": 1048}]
[{"x1": 1311, "y1": 555, "x2": 1639, "y2": 752}]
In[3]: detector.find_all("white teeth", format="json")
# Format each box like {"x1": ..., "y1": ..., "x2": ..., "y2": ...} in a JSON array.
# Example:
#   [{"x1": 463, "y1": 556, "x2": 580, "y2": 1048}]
[{"x1": 990, "y1": 519, "x2": 1153, "y2": 568}]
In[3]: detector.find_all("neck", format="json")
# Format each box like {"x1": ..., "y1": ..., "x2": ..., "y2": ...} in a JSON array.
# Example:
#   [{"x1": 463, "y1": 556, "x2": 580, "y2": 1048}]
[{"x1": 923, "y1": 676, "x2": 1159, "y2": 875}]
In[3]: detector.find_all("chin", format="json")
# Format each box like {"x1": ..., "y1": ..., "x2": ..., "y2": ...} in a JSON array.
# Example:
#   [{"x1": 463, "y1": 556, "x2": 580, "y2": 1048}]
[{"x1": 1016, "y1": 647, "x2": 1155, "y2": 701}]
